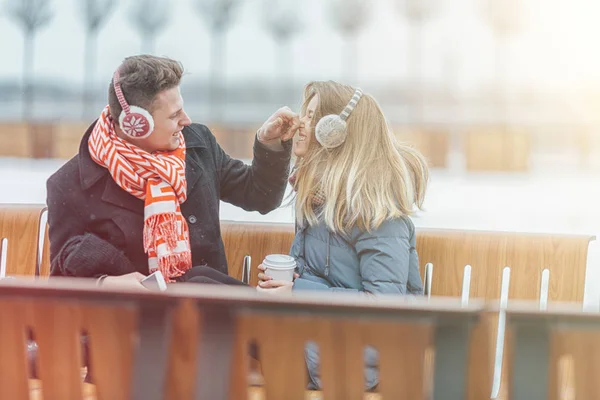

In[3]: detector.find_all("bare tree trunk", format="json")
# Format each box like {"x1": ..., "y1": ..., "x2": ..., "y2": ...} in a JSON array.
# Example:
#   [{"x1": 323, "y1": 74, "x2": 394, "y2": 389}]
[
  {"x1": 83, "y1": 31, "x2": 98, "y2": 118},
  {"x1": 494, "y1": 33, "x2": 509, "y2": 132},
  {"x1": 142, "y1": 34, "x2": 156, "y2": 55},
  {"x1": 22, "y1": 31, "x2": 34, "y2": 121},
  {"x1": 276, "y1": 39, "x2": 291, "y2": 105},
  {"x1": 209, "y1": 29, "x2": 225, "y2": 122},
  {"x1": 408, "y1": 22, "x2": 423, "y2": 125},
  {"x1": 343, "y1": 35, "x2": 358, "y2": 85}
]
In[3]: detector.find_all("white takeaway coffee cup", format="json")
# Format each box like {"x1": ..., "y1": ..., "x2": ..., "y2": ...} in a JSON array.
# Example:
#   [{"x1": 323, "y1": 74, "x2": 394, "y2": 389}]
[{"x1": 262, "y1": 254, "x2": 296, "y2": 282}]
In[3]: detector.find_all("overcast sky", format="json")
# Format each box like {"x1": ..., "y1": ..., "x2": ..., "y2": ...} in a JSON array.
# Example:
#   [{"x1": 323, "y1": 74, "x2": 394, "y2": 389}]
[{"x1": 1, "y1": 0, "x2": 600, "y2": 94}]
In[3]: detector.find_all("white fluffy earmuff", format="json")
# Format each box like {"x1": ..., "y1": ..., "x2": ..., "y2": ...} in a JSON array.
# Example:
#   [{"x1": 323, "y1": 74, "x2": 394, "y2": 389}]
[
  {"x1": 118, "y1": 105, "x2": 155, "y2": 139},
  {"x1": 315, "y1": 88, "x2": 363, "y2": 149}
]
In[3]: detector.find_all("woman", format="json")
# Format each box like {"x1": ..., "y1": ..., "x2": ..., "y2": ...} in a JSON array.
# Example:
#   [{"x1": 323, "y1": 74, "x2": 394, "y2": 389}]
[{"x1": 257, "y1": 80, "x2": 429, "y2": 390}]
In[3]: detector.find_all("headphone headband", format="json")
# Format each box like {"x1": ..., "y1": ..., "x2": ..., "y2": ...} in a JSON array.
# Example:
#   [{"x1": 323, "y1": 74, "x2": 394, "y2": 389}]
[
  {"x1": 112, "y1": 68, "x2": 155, "y2": 139},
  {"x1": 340, "y1": 88, "x2": 363, "y2": 121},
  {"x1": 113, "y1": 70, "x2": 131, "y2": 115}
]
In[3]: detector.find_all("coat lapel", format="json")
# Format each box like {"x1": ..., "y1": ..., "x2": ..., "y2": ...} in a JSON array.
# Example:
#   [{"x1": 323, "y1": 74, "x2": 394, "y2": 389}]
[
  {"x1": 183, "y1": 125, "x2": 209, "y2": 195},
  {"x1": 101, "y1": 177, "x2": 144, "y2": 215},
  {"x1": 185, "y1": 152, "x2": 205, "y2": 196}
]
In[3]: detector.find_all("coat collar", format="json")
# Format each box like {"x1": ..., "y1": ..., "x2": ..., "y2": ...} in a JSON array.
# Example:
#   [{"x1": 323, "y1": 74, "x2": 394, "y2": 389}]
[{"x1": 78, "y1": 121, "x2": 208, "y2": 213}]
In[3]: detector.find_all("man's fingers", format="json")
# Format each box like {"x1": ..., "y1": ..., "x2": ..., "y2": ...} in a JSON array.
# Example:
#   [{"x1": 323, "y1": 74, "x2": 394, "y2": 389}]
[
  {"x1": 262, "y1": 117, "x2": 283, "y2": 140},
  {"x1": 283, "y1": 119, "x2": 301, "y2": 141},
  {"x1": 269, "y1": 117, "x2": 283, "y2": 128},
  {"x1": 276, "y1": 108, "x2": 298, "y2": 121}
]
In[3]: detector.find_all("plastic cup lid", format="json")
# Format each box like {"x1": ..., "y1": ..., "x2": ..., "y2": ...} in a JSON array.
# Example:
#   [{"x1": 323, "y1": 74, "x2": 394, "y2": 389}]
[{"x1": 264, "y1": 254, "x2": 296, "y2": 269}]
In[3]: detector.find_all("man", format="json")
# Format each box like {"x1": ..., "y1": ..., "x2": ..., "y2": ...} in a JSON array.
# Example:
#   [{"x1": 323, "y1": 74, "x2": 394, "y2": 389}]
[{"x1": 46, "y1": 55, "x2": 298, "y2": 289}]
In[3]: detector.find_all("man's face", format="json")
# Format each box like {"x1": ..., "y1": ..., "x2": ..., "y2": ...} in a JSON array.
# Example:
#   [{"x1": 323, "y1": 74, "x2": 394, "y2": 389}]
[{"x1": 131, "y1": 86, "x2": 192, "y2": 153}]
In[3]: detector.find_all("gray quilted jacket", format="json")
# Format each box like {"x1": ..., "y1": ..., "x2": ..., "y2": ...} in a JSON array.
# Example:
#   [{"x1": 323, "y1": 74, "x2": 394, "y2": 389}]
[{"x1": 289, "y1": 216, "x2": 424, "y2": 390}]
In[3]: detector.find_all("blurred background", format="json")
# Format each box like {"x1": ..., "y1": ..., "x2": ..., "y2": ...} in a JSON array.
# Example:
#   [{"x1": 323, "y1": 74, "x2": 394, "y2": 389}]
[{"x1": 1, "y1": 0, "x2": 600, "y2": 237}]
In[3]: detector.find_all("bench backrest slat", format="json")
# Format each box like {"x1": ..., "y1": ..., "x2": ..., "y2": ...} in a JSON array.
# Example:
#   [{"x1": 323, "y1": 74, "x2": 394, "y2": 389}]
[{"x1": 0, "y1": 204, "x2": 47, "y2": 277}]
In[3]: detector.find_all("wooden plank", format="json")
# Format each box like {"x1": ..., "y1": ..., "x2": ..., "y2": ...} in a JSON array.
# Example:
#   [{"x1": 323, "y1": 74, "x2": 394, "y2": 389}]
[
  {"x1": 571, "y1": 332, "x2": 600, "y2": 400},
  {"x1": 342, "y1": 320, "x2": 370, "y2": 400},
  {"x1": 0, "y1": 123, "x2": 30, "y2": 157},
  {"x1": 130, "y1": 302, "x2": 174, "y2": 400},
  {"x1": 417, "y1": 228, "x2": 593, "y2": 400},
  {"x1": 194, "y1": 306, "x2": 236, "y2": 400},
  {"x1": 82, "y1": 305, "x2": 136, "y2": 400},
  {"x1": 30, "y1": 381, "x2": 97, "y2": 400},
  {"x1": 247, "y1": 387, "x2": 382, "y2": 400},
  {"x1": 393, "y1": 127, "x2": 450, "y2": 168},
  {"x1": 467, "y1": 312, "x2": 496, "y2": 400},
  {"x1": 33, "y1": 300, "x2": 83, "y2": 400},
  {"x1": 315, "y1": 318, "x2": 366, "y2": 400},
  {"x1": 549, "y1": 332, "x2": 573, "y2": 400},
  {"x1": 503, "y1": 303, "x2": 600, "y2": 400},
  {"x1": 0, "y1": 277, "x2": 483, "y2": 315},
  {"x1": 367, "y1": 322, "x2": 432, "y2": 400},
  {"x1": 314, "y1": 318, "x2": 344, "y2": 399},
  {"x1": 464, "y1": 129, "x2": 530, "y2": 172},
  {"x1": 54, "y1": 122, "x2": 89, "y2": 160},
  {"x1": 250, "y1": 315, "x2": 309, "y2": 400},
  {"x1": 417, "y1": 228, "x2": 593, "y2": 302},
  {"x1": 0, "y1": 204, "x2": 46, "y2": 277},
  {"x1": 0, "y1": 278, "x2": 485, "y2": 399},
  {"x1": 0, "y1": 300, "x2": 30, "y2": 400},
  {"x1": 229, "y1": 314, "x2": 252, "y2": 400},
  {"x1": 220, "y1": 220, "x2": 295, "y2": 286},
  {"x1": 166, "y1": 300, "x2": 200, "y2": 400}
]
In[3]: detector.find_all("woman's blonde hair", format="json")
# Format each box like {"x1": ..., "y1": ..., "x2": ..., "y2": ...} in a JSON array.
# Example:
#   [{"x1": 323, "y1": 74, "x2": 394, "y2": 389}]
[{"x1": 292, "y1": 81, "x2": 429, "y2": 234}]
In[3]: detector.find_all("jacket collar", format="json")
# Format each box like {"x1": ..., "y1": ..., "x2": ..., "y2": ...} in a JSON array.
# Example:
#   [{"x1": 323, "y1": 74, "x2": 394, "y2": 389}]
[
  {"x1": 183, "y1": 124, "x2": 209, "y2": 149},
  {"x1": 79, "y1": 119, "x2": 106, "y2": 191},
  {"x1": 181, "y1": 124, "x2": 208, "y2": 195},
  {"x1": 78, "y1": 122, "x2": 208, "y2": 212}
]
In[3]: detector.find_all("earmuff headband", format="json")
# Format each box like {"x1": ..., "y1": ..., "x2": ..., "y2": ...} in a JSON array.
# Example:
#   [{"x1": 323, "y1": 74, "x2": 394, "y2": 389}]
[{"x1": 340, "y1": 89, "x2": 363, "y2": 121}]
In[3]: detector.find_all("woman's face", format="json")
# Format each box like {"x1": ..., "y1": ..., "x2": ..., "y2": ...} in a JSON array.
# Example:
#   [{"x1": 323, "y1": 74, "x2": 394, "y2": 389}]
[{"x1": 293, "y1": 94, "x2": 319, "y2": 158}]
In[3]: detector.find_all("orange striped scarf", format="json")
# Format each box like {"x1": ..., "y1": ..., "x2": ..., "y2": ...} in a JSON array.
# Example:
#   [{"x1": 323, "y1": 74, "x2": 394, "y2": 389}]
[{"x1": 88, "y1": 105, "x2": 192, "y2": 281}]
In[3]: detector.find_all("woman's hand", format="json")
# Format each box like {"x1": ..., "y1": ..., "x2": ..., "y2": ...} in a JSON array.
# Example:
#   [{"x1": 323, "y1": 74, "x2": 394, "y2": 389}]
[
  {"x1": 256, "y1": 263, "x2": 298, "y2": 295},
  {"x1": 257, "y1": 263, "x2": 299, "y2": 285},
  {"x1": 257, "y1": 279, "x2": 293, "y2": 295}
]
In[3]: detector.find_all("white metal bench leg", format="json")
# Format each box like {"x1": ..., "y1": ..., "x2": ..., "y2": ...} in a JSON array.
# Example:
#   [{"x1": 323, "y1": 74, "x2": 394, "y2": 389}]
[
  {"x1": 491, "y1": 266, "x2": 511, "y2": 399},
  {"x1": 242, "y1": 255, "x2": 251, "y2": 285},
  {"x1": 0, "y1": 238, "x2": 7, "y2": 279},
  {"x1": 584, "y1": 237, "x2": 600, "y2": 311},
  {"x1": 461, "y1": 264, "x2": 472, "y2": 307},
  {"x1": 424, "y1": 262, "x2": 433, "y2": 299}
]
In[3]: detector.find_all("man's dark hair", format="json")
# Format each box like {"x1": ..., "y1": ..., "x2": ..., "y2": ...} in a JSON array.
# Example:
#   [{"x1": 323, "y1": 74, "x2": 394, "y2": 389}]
[{"x1": 108, "y1": 55, "x2": 184, "y2": 118}]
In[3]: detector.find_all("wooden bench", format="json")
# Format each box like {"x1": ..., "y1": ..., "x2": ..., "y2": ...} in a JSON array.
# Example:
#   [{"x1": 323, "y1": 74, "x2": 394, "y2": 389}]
[
  {"x1": 0, "y1": 277, "x2": 488, "y2": 400},
  {"x1": 9, "y1": 208, "x2": 597, "y2": 399},
  {"x1": 220, "y1": 221, "x2": 595, "y2": 399},
  {"x1": 221, "y1": 221, "x2": 594, "y2": 302},
  {"x1": 220, "y1": 220, "x2": 296, "y2": 286},
  {"x1": 503, "y1": 300, "x2": 600, "y2": 400},
  {"x1": 33, "y1": 215, "x2": 595, "y2": 301},
  {"x1": 0, "y1": 123, "x2": 31, "y2": 157},
  {"x1": 392, "y1": 126, "x2": 450, "y2": 169},
  {"x1": 0, "y1": 204, "x2": 47, "y2": 277},
  {"x1": 417, "y1": 228, "x2": 595, "y2": 399},
  {"x1": 464, "y1": 128, "x2": 531, "y2": 172}
]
